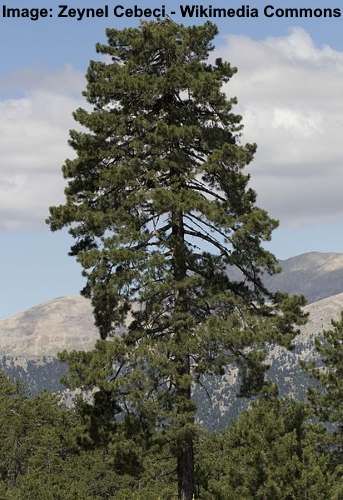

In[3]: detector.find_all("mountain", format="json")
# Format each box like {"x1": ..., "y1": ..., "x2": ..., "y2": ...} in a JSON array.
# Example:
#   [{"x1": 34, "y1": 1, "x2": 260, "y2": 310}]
[
  {"x1": 0, "y1": 296, "x2": 98, "y2": 357},
  {"x1": 2, "y1": 251, "x2": 343, "y2": 359},
  {"x1": 1, "y1": 292, "x2": 343, "y2": 427},
  {"x1": 2, "y1": 251, "x2": 343, "y2": 427},
  {"x1": 0, "y1": 296, "x2": 98, "y2": 393},
  {"x1": 225, "y1": 251, "x2": 343, "y2": 303},
  {"x1": 263, "y1": 251, "x2": 343, "y2": 303},
  {"x1": 197, "y1": 292, "x2": 343, "y2": 428},
  {"x1": 227, "y1": 251, "x2": 343, "y2": 303}
]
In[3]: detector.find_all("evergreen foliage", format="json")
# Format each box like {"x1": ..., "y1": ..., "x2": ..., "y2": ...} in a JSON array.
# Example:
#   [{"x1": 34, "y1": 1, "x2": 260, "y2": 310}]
[
  {"x1": 0, "y1": 374, "x2": 337, "y2": 499},
  {"x1": 197, "y1": 398, "x2": 336, "y2": 499},
  {"x1": 308, "y1": 312, "x2": 343, "y2": 476},
  {"x1": 47, "y1": 20, "x2": 306, "y2": 498},
  {"x1": 0, "y1": 373, "x2": 80, "y2": 498},
  {"x1": 0, "y1": 372, "x2": 169, "y2": 499}
]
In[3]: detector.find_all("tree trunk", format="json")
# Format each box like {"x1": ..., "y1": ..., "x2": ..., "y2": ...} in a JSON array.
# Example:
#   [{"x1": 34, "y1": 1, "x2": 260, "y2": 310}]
[
  {"x1": 177, "y1": 430, "x2": 194, "y2": 500},
  {"x1": 171, "y1": 208, "x2": 195, "y2": 500},
  {"x1": 176, "y1": 358, "x2": 194, "y2": 500}
]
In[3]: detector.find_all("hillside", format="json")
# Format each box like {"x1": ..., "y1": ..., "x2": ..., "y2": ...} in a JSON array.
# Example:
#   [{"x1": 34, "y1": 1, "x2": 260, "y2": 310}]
[
  {"x1": 264, "y1": 251, "x2": 343, "y2": 303},
  {"x1": 1, "y1": 290, "x2": 342, "y2": 427},
  {"x1": 227, "y1": 251, "x2": 343, "y2": 303},
  {"x1": 0, "y1": 296, "x2": 98, "y2": 393},
  {"x1": 0, "y1": 296, "x2": 98, "y2": 358},
  {"x1": 1, "y1": 251, "x2": 343, "y2": 427},
  {"x1": 198, "y1": 291, "x2": 343, "y2": 428},
  {"x1": 2, "y1": 251, "x2": 343, "y2": 359}
]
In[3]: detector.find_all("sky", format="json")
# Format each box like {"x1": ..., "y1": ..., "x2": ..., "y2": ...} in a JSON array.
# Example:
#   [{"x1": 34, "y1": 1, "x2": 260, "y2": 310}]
[{"x1": 1, "y1": 0, "x2": 343, "y2": 316}]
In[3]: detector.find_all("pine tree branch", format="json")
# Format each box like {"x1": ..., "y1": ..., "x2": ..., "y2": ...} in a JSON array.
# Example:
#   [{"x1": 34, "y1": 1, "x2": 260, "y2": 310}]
[
  {"x1": 108, "y1": 361, "x2": 126, "y2": 383},
  {"x1": 186, "y1": 213, "x2": 231, "y2": 241},
  {"x1": 186, "y1": 182, "x2": 227, "y2": 203},
  {"x1": 184, "y1": 226, "x2": 267, "y2": 296},
  {"x1": 184, "y1": 226, "x2": 228, "y2": 257}
]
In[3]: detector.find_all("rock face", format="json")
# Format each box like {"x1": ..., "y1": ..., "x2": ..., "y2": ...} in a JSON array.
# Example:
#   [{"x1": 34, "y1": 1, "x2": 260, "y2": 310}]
[
  {"x1": 1, "y1": 292, "x2": 342, "y2": 427},
  {"x1": 264, "y1": 251, "x2": 343, "y2": 303},
  {"x1": 197, "y1": 292, "x2": 343, "y2": 429},
  {"x1": 0, "y1": 296, "x2": 99, "y2": 394},
  {"x1": 0, "y1": 296, "x2": 98, "y2": 357},
  {"x1": 1, "y1": 251, "x2": 343, "y2": 427}
]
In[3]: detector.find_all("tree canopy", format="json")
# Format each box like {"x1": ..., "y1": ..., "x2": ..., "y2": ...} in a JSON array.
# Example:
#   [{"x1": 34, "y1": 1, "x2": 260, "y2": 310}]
[{"x1": 47, "y1": 20, "x2": 306, "y2": 499}]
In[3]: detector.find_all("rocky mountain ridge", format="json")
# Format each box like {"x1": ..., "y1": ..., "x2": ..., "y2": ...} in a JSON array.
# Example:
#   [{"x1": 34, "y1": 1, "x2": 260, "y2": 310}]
[
  {"x1": 1, "y1": 251, "x2": 343, "y2": 427},
  {"x1": 2, "y1": 251, "x2": 343, "y2": 359},
  {"x1": 263, "y1": 251, "x2": 343, "y2": 303},
  {"x1": 0, "y1": 296, "x2": 98, "y2": 358}
]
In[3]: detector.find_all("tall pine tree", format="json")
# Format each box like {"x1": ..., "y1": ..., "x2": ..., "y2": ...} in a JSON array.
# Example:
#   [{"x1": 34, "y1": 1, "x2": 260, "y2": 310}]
[{"x1": 48, "y1": 21, "x2": 305, "y2": 499}]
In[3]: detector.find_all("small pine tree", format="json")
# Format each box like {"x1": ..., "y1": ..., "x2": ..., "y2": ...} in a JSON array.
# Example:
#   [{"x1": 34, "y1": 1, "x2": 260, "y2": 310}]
[
  {"x1": 0, "y1": 372, "x2": 148, "y2": 499},
  {"x1": 197, "y1": 398, "x2": 335, "y2": 499},
  {"x1": 308, "y1": 312, "x2": 343, "y2": 467},
  {"x1": 48, "y1": 21, "x2": 305, "y2": 499}
]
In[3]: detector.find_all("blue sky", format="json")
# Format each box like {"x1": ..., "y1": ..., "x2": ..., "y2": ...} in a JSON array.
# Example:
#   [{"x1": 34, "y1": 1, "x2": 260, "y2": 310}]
[{"x1": 1, "y1": 0, "x2": 343, "y2": 316}]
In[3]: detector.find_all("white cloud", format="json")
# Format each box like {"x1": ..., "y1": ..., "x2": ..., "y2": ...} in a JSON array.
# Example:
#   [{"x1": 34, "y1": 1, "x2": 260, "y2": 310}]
[
  {"x1": 1, "y1": 29, "x2": 343, "y2": 230},
  {"x1": 0, "y1": 66, "x2": 84, "y2": 230},
  {"x1": 216, "y1": 28, "x2": 343, "y2": 226}
]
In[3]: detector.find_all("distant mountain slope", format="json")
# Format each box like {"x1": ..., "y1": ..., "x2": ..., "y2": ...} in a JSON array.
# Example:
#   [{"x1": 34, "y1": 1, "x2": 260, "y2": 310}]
[
  {"x1": 264, "y1": 251, "x2": 343, "y2": 303},
  {"x1": 198, "y1": 292, "x2": 343, "y2": 428},
  {"x1": 298, "y1": 291, "x2": 343, "y2": 339},
  {"x1": 2, "y1": 251, "x2": 343, "y2": 427},
  {"x1": 1, "y1": 290, "x2": 343, "y2": 428},
  {"x1": 225, "y1": 251, "x2": 343, "y2": 303},
  {"x1": 2, "y1": 251, "x2": 343, "y2": 359},
  {"x1": 2, "y1": 289, "x2": 342, "y2": 360},
  {"x1": 0, "y1": 296, "x2": 98, "y2": 358}
]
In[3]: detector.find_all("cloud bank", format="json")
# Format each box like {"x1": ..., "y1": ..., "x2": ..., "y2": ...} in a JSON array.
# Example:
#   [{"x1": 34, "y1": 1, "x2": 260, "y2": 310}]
[
  {"x1": 1, "y1": 28, "x2": 343, "y2": 229},
  {"x1": 216, "y1": 28, "x2": 343, "y2": 226},
  {"x1": 0, "y1": 66, "x2": 84, "y2": 230}
]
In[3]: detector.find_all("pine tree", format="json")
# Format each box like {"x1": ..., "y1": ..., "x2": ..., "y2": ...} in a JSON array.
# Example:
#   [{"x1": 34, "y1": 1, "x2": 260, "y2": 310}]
[
  {"x1": 0, "y1": 371, "x2": 143, "y2": 499},
  {"x1": 48, "y1": 20, "x2": 305, "y2": 499},
  {"x1": 0, "y1": 372, "x2": 80, "y2": 496},
  {"x1": 197, "y1": 398, "x2": 335, "y2": 499},
  {"x1": 308, "y1": 312, "x2": 343, "y2": 467}
]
